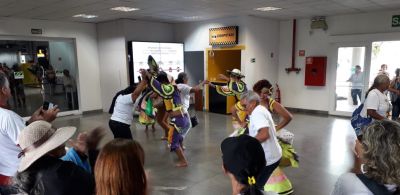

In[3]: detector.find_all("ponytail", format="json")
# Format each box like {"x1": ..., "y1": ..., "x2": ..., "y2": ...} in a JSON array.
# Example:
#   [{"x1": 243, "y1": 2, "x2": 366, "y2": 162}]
[
  {"x1": 365, "y1": 84, "x2": 377, "y2": 98},
  {"x1": 241, "y1": 186, "x2": 264, "y2": 195},
  {"x1": 239, "y1": 176, "x2": 264, "y2": 195}
]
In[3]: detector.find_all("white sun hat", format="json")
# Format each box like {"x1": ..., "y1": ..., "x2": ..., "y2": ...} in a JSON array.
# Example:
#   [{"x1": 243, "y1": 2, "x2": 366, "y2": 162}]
[
  {"x1": 17, "y1": 120, "x2": 76, "y2": 172},
  {"x1": 226, "y1": 68, "x2": 245, "y2": 78}
]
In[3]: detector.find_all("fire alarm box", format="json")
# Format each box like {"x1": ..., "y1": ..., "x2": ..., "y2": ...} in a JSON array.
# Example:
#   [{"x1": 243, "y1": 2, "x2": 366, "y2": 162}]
[{"x1": 305, "y1": 57, "x2": 327, "y2": 86}]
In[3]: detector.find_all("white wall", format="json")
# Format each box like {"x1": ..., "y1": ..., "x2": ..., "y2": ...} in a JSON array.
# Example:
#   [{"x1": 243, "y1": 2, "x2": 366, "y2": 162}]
[
  {"x1": 49, "y1": 41, "x2": 77, "y2": 77},
  {"x1": 123, "y1": 19, "x2": 175, "y2": 43},
  {"x1": 174, "y1": 16, "x2": 246, "y2": 51},
  {"x1": 241, "y1": 16, "x2": 280, "y2": 87},
  {"x1": 278, "y1": 10, "x2": 400, "y2": 112},
  {"x1": 174, "y1": 16, "x2": 280, "y2": 87},
  {"x1": 97, "y1": 19, "x2": 174, "y2": 112},
  {"x1": 0, "y1": 17, "x2": 102, "y2": 112},
  {"x1": 97, "y1": 20, "x2": 127, "y2": 112}
]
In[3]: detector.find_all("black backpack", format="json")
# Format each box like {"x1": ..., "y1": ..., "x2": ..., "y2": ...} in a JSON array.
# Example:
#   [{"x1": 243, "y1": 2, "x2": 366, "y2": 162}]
[{"x1": 356, "y1": 174, "x2": 398, "y2": 195}]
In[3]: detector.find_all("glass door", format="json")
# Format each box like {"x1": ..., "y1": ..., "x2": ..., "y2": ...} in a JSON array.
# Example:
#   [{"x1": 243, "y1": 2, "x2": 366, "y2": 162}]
[{"x1": 330, "y1": 43, "x2": 370, "y2": 116}]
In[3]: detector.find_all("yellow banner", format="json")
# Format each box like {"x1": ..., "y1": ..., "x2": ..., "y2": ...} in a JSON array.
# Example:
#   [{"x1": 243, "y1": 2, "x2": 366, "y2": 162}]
[{"x1": 209, "y1": 26, "x2": 238, "y2": 45}]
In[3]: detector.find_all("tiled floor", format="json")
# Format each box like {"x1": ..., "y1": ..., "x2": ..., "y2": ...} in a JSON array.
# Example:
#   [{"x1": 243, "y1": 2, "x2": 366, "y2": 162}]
[{"x1": 52, "y1": 111, "x2": 356, "y2": 195}]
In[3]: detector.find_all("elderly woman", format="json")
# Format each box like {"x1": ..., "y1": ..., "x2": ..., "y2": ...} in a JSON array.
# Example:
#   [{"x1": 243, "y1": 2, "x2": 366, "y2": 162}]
[
  {"x1": 332, "y1": 120, "x2": 400, "y2": 194},
  {"x1": 361, "y1": 74, "x2": 391, "y2": 122}
]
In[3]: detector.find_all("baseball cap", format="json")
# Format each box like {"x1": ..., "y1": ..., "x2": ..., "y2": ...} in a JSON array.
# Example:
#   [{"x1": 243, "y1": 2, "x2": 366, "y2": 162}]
[{"x1": 221, "y1": 135, "x2": 266, "y2": 184}]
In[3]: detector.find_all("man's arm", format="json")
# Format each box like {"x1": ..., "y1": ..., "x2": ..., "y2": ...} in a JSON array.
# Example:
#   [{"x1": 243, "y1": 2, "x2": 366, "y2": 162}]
[{"x1": 255, "y1": 127, "x2": 270, "y2": 143}]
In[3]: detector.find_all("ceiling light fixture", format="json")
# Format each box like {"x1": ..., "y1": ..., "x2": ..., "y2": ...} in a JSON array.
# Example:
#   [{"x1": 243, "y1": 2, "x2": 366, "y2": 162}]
[
  {"x1": 73, "y1": 14, "x2": 98, "y2": 19},
  {"x1": 184, "y1": 16, "x2": 201, "y2": 20},
  {"x1": 111, "y1": 6, "x2": 140, "y2": 12},
  {"x1": 254, "y1": 7, "x2": 282, "y2": 11}
]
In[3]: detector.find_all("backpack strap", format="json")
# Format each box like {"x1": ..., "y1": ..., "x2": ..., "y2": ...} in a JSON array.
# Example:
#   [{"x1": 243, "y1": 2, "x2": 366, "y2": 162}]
[{"x1": 356, "y1": 174, "x2": 392, "y2": 195}]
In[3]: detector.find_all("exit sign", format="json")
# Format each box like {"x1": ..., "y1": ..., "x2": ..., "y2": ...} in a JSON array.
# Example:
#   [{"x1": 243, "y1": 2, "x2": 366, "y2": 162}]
[{"x1": 392, "y1": 15, "x2": 400, "y2": 27}]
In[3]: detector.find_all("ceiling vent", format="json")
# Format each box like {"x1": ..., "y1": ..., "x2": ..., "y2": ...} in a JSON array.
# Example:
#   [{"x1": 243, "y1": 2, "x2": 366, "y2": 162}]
[{"x1": 310, "y1": 16, "x2": 328, "y2": 31}]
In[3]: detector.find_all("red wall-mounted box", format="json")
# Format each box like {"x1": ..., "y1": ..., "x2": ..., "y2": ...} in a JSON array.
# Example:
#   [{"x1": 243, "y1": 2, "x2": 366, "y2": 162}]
[{"x1": 305, "y1": 57, "x2": 327, "y2": 86}]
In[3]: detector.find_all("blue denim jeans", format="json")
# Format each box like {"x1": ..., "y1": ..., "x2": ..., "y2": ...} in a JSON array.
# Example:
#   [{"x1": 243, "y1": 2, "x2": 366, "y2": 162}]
[{"x1": 351, "y1": 89, "x2": 362, "y2": 105}]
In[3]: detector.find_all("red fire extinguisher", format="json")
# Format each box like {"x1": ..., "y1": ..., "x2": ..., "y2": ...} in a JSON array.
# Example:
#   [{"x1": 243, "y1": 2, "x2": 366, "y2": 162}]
[{"x1": 275, "y1": 84, "x2": 281, "y2": 103}]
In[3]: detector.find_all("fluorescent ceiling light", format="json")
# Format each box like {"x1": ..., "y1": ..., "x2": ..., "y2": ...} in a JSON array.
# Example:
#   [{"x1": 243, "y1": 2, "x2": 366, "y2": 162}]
[
  {"x1": 111, "y1": 6, "x2": 140, "y2": 12},
  {"x1": 254, "y1": 7, "x2": 282, "y2": 11},
  {"x1": 184, "y1": 16, "x2": 201, "y2": 20},
  {"x1": 73, "y1": 14, "x2": 98, "y2": 19}
]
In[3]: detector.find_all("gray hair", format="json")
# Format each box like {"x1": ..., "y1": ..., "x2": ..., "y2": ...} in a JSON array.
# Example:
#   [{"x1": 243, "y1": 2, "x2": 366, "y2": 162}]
[
  {"x1": 374, "y1": 74, "x2": 390, "y2": 84},
  {"x1": 366, "y1": 74, "x2": 390, "y2": 97},
  {"x1": 362, "y1": 120, "x2": 400, "y2": 184},
  {"x1": 241, "y1": 90, "x2": 260, "y2": 104}
]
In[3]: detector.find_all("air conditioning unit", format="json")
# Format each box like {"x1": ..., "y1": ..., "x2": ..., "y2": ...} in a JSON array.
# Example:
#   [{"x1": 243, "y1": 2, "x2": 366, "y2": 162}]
[{"x1": 311, "y1": 16, "x2": 328, "y2": 31}]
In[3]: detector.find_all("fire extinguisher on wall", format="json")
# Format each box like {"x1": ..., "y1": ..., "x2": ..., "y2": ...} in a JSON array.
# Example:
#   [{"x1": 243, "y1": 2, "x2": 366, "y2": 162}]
[{"x1": 275, "y1": 84, "x2": 281, "y2": 103}]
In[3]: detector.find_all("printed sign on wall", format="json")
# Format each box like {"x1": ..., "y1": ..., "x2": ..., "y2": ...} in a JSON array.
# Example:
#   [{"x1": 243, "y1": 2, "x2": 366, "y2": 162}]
[
  {"x1": 209, "y1": 26, "x2": 239, "y2": 45},
  {"x1": 393, "y1": 15, "x2": 400, "y2": 27},
  {"x1": 14, "y1": 71, "x2": 24, "y2": 79}
]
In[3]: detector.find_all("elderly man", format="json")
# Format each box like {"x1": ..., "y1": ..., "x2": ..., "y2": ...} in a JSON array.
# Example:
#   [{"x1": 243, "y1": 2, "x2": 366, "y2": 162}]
[
  {"x1": 0, "y1": 72, "x2": 59, "y2": 193},
  {"x1": 241, "y1": 90, "x2": 282, "y2": 190}
]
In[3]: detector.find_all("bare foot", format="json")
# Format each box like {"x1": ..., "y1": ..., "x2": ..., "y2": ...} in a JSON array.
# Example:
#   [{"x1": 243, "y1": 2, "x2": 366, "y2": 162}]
[{"x1": 175, "y1": 161, "x2": 188, "y2": 168}]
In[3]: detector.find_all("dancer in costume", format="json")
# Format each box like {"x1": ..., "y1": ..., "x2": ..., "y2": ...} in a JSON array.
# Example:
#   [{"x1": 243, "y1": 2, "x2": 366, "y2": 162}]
[
  {"x1": 209, "y1": 69, "x2": 248, "y2": 132},
  {"x1": 142, "y1": 57, "x2": 190, "y2": 167},
  {"x1": 146, "y1": 56, "x2": 170, "y2": 140},
  {"x1": 137, "y1": 88, "x2": 156, "y2": 131},
  {"x1": 253, "y1": 79, "x2": 297, "y2": 195}
]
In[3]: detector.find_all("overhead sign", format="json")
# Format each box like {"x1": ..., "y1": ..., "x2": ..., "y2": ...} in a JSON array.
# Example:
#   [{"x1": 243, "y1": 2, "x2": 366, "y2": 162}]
[
  {"x1": 31, "y1": 28, "x2": 43, "y2": 34},
  {"x1": 392, "y1": 15, "x2": 400, "y2": 27},
  {"x1": 209, "y1": 26, "x2": 238, "y2": 45}
]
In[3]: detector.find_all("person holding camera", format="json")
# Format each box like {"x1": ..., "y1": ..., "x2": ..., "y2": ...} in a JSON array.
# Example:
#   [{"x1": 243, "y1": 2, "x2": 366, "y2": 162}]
[{"x1": 0, "y1": 72, "x2": 59, "y2": 193}]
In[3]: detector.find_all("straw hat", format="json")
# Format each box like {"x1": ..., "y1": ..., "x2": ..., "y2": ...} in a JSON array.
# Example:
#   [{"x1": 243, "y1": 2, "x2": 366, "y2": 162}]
[
  {"x1": 226, "y1": 68, "x2": 245, "y2": 78},
  {"x1": 17, "y1": 121, "x2": 76, "y2": 172}
]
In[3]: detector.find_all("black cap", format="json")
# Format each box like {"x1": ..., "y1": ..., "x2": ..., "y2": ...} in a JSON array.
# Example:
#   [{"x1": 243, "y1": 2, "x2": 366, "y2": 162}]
[{"x1": 221, "y1": 135, "x2": 266, "y2": 184}]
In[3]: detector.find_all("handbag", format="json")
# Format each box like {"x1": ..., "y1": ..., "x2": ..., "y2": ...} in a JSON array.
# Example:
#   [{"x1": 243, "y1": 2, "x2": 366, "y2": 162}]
[
  {"x1": 356, "y1": 174, "x2": 392, "y2": 195},
  {"x1": 351, "y1": 103, "x2": 372, "y2": 136},
  {"x1": 190, "y1": 115, "x2": 198, "y2": 128}
]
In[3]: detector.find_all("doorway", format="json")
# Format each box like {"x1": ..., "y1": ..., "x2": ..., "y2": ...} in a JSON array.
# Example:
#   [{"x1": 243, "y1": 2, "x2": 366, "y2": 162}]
[
  {"x1": 0, "y1": 39, "x2": 79, "y2": 117},
  {"x1": 206, "y1": 46, "x2": 243, "y2": 114},
  {"x1": 369, "y1": 41, "x2": 400, "y2": 86},
  {"x1": 331, "y1": 40, "x2": 400, "y2": 116}
]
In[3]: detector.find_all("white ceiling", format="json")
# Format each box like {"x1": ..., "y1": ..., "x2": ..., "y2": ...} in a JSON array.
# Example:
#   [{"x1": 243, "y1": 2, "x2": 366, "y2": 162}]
[{"x1": 0, "y1": 0, "x2": 399, "y2": 23}]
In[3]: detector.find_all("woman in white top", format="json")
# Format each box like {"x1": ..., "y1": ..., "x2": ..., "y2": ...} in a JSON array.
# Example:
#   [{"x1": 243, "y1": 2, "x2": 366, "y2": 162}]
[
  {"x1": 108, "y1": 71, "x2": 147, "y2": 139},
  {"x1": 175, "y1": 72, "x2": 207, "y2": 132},
  {"x1": 175, "y1": 73, "x2": 206, "y2": 113},
  {"x1": 361, "y1": 74, "x2": 391, "y2": 120},
  {"x1": 331, "y1": 120, "x2": 400, "y2": 195}
]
